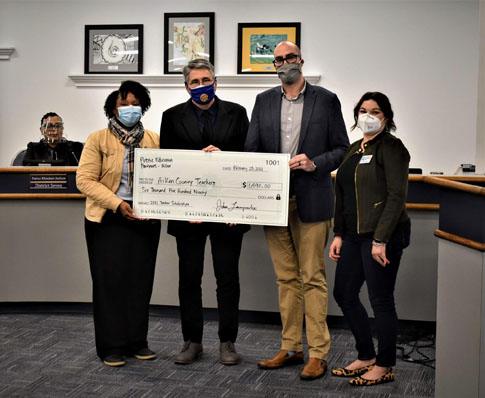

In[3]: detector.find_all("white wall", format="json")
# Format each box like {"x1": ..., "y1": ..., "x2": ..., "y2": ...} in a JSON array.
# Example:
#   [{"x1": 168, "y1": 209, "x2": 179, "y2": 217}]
[
  {"x1": 476, "y1": 0, "x2": 485, "y2": 174},
  {"x1": 0, "y1": 0, "x2": 480, "y2": 173}
]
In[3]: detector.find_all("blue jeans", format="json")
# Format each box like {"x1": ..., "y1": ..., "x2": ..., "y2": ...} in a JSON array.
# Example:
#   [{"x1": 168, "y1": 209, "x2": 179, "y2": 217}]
[{"x1": 333, "y1": 221, "x2": 410, "y2": 367}]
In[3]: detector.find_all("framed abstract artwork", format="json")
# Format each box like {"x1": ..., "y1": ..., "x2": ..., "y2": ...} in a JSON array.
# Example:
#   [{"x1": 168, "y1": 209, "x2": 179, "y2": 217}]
[
  {"x1": 164, "y1": 12, "x2": 215, "y2": 74},
  {"x1": 84, "y1": 24, "x2": 143, "y2": 74},
  {"x1": 237, "y1": 22, "x2": 301, "y2": 74}
]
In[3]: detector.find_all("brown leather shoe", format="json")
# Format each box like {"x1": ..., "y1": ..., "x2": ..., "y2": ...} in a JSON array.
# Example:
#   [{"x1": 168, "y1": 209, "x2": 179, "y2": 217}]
[
  {"x1": 257, "y1": 350, "x2": 304, "y2": 369},
  {"x1": 300, "y1": 358, "x2": 327, "y2": 380}
]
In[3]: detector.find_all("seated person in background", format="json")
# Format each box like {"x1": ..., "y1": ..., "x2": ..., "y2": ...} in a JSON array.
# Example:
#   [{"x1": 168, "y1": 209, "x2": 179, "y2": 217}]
[{"x1": 23, "y1": 112, "x2": 83, "y2": 165}]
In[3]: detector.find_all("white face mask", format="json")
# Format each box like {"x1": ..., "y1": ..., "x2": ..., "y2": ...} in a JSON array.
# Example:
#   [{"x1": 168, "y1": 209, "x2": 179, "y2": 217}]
[{"x1": 357, "y1": 113, "x2": 384, "y2": 135}]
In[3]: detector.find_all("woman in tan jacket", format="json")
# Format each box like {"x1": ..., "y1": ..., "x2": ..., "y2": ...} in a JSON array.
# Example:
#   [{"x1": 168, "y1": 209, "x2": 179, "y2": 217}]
[{"x1": 77, "y1": 80, "x2": 161, "y2": 367}]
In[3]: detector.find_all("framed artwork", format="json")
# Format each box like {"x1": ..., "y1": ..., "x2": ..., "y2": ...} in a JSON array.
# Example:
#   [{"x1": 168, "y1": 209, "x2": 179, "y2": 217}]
[
  {"x1": 164, "y1": 12, "x2": 215, "y2": 74},
  {"x1": 237, "y1": 22, "x2": 301, "y2": 74},
  {"x1": 84, "y1": 24, "x2": 143, "y2": 74}
]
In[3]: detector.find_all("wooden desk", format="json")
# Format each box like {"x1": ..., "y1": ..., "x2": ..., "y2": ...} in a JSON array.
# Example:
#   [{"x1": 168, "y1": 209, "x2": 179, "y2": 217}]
[{"x1": 0, "y1": 168, "x2": 483, "y2": 324}]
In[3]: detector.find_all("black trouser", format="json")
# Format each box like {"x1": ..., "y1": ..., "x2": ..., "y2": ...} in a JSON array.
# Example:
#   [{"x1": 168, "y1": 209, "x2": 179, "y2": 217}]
[
  {"x1": 175, "y1": 229, "x2": 243, "y2": 344},
  {"x1": 85, "y1": 211, "x2": 161, "y2": 359},
  {"x1": 333, "y1": 222, "x2": 410, "y2": 367}
]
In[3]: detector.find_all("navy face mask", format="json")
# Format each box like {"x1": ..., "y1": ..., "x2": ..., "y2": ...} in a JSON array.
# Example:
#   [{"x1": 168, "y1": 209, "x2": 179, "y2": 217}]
[{"x1": 189, "y1": 82, "x2": 216, "y2": 105}]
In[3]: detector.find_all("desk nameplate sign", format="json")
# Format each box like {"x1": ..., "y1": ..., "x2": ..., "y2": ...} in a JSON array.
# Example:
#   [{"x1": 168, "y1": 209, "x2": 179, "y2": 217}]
[
  {"x1": 133, "y1": 149, "x2": 290, "y2": 226},
  {"x1": 30, "y1": 174, "x2": 68, "y2": 190}
]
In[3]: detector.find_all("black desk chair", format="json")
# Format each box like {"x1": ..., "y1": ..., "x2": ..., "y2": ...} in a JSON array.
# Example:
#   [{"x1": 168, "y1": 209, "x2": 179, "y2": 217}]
[{"x1": 11, "y1": 148, "x2": 27, "y2": 166}]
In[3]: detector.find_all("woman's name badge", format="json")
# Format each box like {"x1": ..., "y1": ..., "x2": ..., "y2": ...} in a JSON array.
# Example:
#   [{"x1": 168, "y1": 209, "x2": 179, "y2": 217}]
[{"x1": 359, "y1": 155, "x2": 373, "y2": 164}]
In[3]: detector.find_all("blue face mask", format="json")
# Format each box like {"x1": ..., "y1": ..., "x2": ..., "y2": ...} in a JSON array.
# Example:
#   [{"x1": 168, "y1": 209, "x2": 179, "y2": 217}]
[
  {"x1": 117, "y1": 105, "x2": 142, "y2": 127},
  {"x1": 189, "y1": 82, "x2": 216, "y2": 105}
]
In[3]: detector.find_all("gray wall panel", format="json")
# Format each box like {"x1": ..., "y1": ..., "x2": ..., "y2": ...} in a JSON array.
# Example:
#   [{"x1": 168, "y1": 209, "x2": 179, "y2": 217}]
[{"x1": 0, "y1": 200, "x2": 438, "y2": 321}]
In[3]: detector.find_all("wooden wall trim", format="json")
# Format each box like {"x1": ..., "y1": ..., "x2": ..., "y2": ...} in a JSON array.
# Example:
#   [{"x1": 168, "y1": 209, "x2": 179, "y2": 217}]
[
  {"x1": 439, "y1": 175, "x2": 485, "y2": 182},
  {"x1": 406, "y1": 203, "x2": 440, "y2": 210},
  {"x1": 0, "y1": 194, "x2": 85, "y2": 200},
  {"x1": 423, "y1": 176, "x2": 485, "y2": 196},
  {"x1": 0, "y1": 167, "x2": 78, "y2": 173},
  {"x1": 329, "y1": 172, "x2": 484, "y2": 183},
  {"x1": 434, "y1": 229, "x2": 485, "y2": 252},
  {"x1": 409, "y1": 175, "x2": 485, "y2": 183}
]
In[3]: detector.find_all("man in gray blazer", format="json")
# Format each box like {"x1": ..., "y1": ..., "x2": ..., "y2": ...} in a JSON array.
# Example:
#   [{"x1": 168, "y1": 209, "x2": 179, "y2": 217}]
[{"x1": 245, "y1": 41, "x2": 349, "y2": 380}]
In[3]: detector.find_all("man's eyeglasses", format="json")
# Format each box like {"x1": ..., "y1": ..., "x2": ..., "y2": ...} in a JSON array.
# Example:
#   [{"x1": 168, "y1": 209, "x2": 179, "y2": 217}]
[
  {"x1": 42, "y1": 123, "x2": 64, "y2": 130},
  {"x1": 273, "y1": 53, "x2": 299, "y2": 67}
]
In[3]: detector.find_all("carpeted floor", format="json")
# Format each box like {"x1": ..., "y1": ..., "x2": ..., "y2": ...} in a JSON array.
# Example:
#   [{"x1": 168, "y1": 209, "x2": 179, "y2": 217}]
[{"x1": 0, "y1": 313, "x2": 435, "y2": 397}]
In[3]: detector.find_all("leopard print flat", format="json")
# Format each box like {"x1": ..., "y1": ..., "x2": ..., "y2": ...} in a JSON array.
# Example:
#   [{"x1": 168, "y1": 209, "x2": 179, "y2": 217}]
[
  {"x1": 331, "y1": 364, "x2": 375, "y2": 377},
  {"x1": 349, "y1": 368, "x2": 394, "y2": 386}
]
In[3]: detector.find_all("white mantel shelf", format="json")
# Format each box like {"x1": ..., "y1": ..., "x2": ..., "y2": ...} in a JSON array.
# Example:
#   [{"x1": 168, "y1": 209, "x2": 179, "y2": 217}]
[
  {"x1": 68, "y1": 74, "x2": 321, "y2": 89},
  {"x1": 0, "y1": 48, "x2": 15, "y2": 60}
]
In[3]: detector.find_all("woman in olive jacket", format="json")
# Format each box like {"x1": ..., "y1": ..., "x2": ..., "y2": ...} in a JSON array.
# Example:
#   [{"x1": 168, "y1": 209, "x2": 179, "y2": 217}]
[
  {"x1": 76, "y1": 81, "x2": 161, "y2": 367},
  {"x1": 329, "y1": 92, "x2": 410, "y2": 386}
]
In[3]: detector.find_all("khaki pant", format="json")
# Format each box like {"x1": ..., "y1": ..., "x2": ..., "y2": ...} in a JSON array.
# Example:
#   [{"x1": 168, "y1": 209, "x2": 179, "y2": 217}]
[{"x1": 264, "y1": 197, "x2": 331, "y2": 360}]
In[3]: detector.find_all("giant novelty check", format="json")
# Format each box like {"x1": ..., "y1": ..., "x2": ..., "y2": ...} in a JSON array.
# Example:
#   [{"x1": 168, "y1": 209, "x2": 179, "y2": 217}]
[{"x1": 133, "y1": 149, "x2": 290, "y2": 226}]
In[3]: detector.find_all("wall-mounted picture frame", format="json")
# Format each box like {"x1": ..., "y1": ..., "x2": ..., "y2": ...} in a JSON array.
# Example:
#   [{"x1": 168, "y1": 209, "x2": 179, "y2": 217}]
[
  {"x1": 237, "y1": 22, "x2": 301, "y2": 74},
  {"x1": 84, "y1": 24, "x2": 143, "y2": 74},
  {"x1": 164, "y1": 12, "x2": 215, "y2": 74}
]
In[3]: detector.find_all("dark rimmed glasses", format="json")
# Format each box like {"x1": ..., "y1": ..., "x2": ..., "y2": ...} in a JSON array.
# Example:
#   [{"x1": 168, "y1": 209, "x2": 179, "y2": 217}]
[{"x1": 272, "y1": 53, "x2": 299, "y2": 67}]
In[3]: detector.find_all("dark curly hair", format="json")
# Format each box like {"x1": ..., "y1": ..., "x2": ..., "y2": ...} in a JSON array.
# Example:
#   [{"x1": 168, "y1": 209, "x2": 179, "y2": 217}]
[
  {"x1": 351, "y1": 92, "x2": 396, "y2": 132},
  {"x1": 103, "y1": 80, "x2": 151, "y2": 119},
  {"x1": 40, "y1": 112, "x2": 60, "y2": 126}
]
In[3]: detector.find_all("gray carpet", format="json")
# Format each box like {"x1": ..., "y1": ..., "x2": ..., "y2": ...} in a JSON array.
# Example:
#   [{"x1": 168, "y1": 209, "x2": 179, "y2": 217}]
[{"x1": 0, "y1": 314, "x2": 435, "y2": 397}]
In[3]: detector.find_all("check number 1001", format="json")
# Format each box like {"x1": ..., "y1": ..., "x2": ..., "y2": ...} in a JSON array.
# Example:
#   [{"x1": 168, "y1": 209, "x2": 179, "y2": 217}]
[{"x1": 266, "y1": 160, "x2": 280, "y2": 166}]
